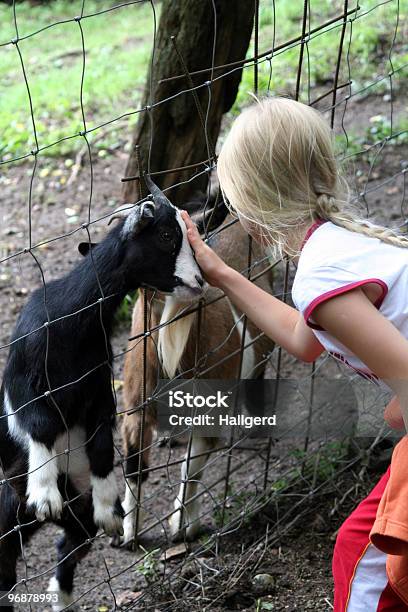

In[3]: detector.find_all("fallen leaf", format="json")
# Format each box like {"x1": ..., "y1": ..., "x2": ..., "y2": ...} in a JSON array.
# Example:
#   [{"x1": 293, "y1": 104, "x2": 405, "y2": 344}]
[
  {"x1": 116, "y1": 590, "x2": 142, "y2": 607},
  {"x1": 159, "y1": 542, "x2": 188, "y2": 562}
]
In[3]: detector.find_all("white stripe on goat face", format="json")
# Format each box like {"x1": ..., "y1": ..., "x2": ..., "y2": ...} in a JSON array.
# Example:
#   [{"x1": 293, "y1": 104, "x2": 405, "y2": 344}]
[{"x1": 172, "y1": 209, "x2": 205, "y2": 301}]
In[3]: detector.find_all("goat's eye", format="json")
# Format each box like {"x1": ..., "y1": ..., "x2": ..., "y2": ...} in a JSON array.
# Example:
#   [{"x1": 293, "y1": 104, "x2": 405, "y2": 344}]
[{"x1": 160, "y1": 230, "x2": 173, "y2": 242}]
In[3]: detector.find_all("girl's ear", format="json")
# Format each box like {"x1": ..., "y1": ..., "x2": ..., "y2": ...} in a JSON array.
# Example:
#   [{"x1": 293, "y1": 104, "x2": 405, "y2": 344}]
[{"x1": 78, "y1": 242, "x2": 98, "y2": 256}]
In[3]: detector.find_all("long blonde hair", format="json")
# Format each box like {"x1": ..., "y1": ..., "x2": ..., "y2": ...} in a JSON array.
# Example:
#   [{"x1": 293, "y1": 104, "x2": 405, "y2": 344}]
[{"x1": 217, "y1": 96, "x2": 408, "y2": 257}]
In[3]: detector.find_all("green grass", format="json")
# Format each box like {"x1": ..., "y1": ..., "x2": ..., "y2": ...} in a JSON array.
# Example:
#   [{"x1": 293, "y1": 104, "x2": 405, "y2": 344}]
[
  {"x1": 114, "y1": 290, "x2": 137, "y2": 327},
  {"x1": 0, "y1": 0, "x2": 154, "y2": 161},
  {"x1": 135, "y1": 546, "x2": 161, "y2": 584},
  {"x1": 233, "y1": 0, "x2": 408, "y2": 157},
  {"x1": 268, "y1": 441, "x2": 351, "y2": 498},
  {"x1": 336, "y1": 113, "x2": 408, "y2": 162},
  {"x1": 234, "y1": 0, "x2": 408, "y2": 110},
  {"x1": 0, "y1": 0, "x2": 407, "y2": 162}
]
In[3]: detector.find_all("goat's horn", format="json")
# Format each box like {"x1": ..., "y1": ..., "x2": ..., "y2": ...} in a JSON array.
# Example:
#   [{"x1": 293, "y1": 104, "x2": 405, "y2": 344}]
[
  {"x1": 144, "y1": 175, "x2": 172, "y2": 208},
  {"x1": 107, "y1": 203, "x2": 135, "y2": 226}
]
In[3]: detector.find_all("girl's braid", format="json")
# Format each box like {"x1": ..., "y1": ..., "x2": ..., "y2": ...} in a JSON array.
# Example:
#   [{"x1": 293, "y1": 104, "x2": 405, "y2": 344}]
[{"x1": 316, "y1": 193, "x2": 408, "y2": 249}]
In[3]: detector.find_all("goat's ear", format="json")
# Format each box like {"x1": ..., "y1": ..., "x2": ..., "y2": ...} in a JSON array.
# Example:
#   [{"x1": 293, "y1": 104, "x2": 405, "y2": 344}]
[
  {"x1": 129, "y1": 200, "x2": 156, "y2": 235},
  {"x1": 78, "y1": 242, "x2": 98, "y2": 256}
]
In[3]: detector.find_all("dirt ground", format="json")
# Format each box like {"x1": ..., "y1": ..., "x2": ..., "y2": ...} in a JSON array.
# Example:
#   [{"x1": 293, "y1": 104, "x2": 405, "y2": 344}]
[{"x1": 0, "y1": 91, "x2": 407, "y2": 611}]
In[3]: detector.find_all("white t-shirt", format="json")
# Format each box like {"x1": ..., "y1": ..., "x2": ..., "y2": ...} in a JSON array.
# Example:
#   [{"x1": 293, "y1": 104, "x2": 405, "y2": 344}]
[{"x1": 292, "y1": 220, "x2": 408, "y2": 382}]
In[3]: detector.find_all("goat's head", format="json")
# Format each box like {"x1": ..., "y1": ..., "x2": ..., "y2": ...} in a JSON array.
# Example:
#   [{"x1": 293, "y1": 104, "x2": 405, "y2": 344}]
[{"x1": 108, "y1": 176, "x2": 205, "y2": 300}]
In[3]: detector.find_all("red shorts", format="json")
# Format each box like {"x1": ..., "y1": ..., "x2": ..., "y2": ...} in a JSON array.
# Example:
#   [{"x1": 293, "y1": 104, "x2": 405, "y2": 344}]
[{"x1": 333, "y1": 467, "x2": 408, "y2": 611}]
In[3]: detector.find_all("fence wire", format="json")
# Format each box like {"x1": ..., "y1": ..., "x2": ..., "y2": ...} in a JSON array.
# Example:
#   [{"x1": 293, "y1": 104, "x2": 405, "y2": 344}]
[{"x1": 0, "y1": 0, "x2": 407, "y2": 610}]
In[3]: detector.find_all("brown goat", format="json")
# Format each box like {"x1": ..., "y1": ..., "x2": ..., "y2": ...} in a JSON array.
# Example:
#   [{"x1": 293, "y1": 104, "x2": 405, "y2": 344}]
[{"x1": 119, "y1": 216, "x2": 274, "y2": 545}]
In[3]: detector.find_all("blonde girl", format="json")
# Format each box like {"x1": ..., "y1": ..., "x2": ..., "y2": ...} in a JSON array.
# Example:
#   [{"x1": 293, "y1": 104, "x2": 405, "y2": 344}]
[{"x1": 181, "y1": 97, "x2": 408, "y2": 611}]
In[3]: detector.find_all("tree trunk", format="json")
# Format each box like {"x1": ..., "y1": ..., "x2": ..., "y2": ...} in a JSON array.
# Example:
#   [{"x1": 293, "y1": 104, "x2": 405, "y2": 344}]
[{"x1": 122, "y1": 0, "x2": 255, "y2": 205}]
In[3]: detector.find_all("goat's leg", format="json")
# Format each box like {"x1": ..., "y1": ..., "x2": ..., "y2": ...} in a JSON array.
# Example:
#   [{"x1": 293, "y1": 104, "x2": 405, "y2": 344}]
[
  {"x1": 0, "y1": 483, "x2": 37, "y2": 612},
  {"x1": 26, "y1": 436, "x2": 63, "y2": 521},
  {"x1": 121, "y1": 472, "x2": 147, "y2": 550},
  {"x1": 119, "y1": 291, "x2": 159, "y2": 548},
  {"x1": 119, "y1": 410, "x2": 155, "y2": 548},
  {"x1": 170, "y1": 436, "x2": 218, "y2": 541},
  {"x1": 48, "y1": 492, "x2": 97, "y2": 612},
  {"x1": 86, "y1": 412, "x2": 123, "y2": 537},
  {"x1": 20, "y1": 398, "x2": 64, "y2": 522}
]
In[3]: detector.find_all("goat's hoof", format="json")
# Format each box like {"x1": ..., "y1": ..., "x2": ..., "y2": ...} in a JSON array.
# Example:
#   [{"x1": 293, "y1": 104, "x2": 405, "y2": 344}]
[
  {"x1": 110, "y1": 534, "x2": 137, "y2": 549},
  {"x1": 28, "y1": 488, "x2": 63, "y2": 522},
  {"x1": 122, "y1": 508, "x2": 145, "y2": 550},
  {"x1": 48, "y1": 576, "x2": 78, "y2": 611},
  {"x1": 111, "y1": 536, "x2": 138, "y2": 551},
  {"x1": 110, "y1": 533, "x2": 123, "y2": 548},
  {"x1": 124, "y1": 537, "x2": 139, "y2": 551},
  {"x1": 122, "y1": 536, "x2": 140, "y2": 552},
  {"x1": 169, "y1": 512, "x2": 201, "y2": 542},
  {"x1": 95, "y1": 504, "x2": 124, "y2": 537}
]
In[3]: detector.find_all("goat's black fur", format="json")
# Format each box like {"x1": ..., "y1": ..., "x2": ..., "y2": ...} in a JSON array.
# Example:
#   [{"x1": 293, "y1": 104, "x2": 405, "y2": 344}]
[{"x1": 0, "y1": 180, "x2": 203, "y2": 610}]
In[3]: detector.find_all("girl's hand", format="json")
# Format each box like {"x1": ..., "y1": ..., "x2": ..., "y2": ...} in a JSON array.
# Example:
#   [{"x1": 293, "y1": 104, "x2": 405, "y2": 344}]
[{"x1": 181, "y1": 210, "x2": 231, "y2": 287}]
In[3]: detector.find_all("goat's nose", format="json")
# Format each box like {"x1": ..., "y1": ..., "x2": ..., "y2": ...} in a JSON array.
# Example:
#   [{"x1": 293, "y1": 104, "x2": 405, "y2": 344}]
[{"x1": 195, "y1": 274, "x2": 204, "y2": 288}]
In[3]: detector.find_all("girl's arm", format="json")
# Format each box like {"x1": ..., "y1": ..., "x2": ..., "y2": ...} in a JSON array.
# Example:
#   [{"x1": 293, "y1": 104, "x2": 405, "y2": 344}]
[
  {"x1": 181, "y1": 212, "x2": 324, "y2": 363},
  {"x1": 384, "y1": 395, "x2": 405, "y2": 430},
  {"x1": 313, "y1": 288, "x2": 408, "y2": 431},
  {"x1": 217, "y1": 266, "x2": 324, "y2": 362}
]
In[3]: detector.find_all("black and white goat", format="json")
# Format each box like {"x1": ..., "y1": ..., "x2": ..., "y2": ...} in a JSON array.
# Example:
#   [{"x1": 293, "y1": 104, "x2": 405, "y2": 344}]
[
  {"x1": 0, "y1": 177, "x2": 203, "y2": 610},
  {"x1": 120, "y1": 210, "x2": 274, "y2": 546}
]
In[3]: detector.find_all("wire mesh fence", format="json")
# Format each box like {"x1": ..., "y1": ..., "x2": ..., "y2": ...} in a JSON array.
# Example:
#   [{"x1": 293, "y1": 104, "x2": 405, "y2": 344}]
[{"x1": 0, "y1": 0, "x2": 407, "y2": 610}]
